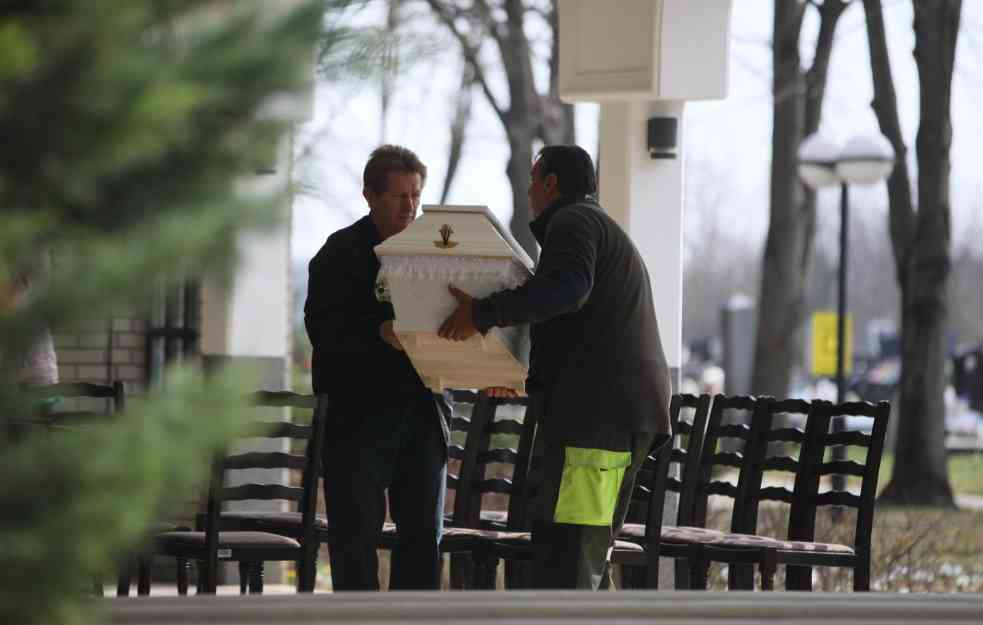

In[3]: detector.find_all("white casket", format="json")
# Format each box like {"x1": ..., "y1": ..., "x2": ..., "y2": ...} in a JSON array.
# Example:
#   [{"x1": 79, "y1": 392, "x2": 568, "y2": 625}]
[{"x1": 374, "y1": 205, "x2": 534, "y2": 392}]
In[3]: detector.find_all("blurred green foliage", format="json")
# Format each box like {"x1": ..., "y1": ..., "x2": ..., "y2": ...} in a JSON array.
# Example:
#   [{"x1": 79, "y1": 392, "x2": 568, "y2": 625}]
[{"x1": 0, "y1": 1, "x2": 363, "y2": 623}]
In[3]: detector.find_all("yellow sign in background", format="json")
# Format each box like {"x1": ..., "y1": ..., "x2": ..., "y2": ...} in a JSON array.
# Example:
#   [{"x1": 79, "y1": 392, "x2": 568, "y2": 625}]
[{"x1": 811, "y1": 311, "x2": 853, "y2": 377}]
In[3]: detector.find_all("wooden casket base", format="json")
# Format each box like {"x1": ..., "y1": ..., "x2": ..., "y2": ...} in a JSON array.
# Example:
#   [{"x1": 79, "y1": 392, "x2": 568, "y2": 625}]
[{"x1": 397, "y1": 330, "x2": 526, "y2": 393}]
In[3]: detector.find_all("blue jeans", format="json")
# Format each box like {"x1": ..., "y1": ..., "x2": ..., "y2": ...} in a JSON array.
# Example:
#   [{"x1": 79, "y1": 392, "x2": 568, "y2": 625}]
[{"x1": 322, "y1": 391, "x2": 447, "y2": 590}]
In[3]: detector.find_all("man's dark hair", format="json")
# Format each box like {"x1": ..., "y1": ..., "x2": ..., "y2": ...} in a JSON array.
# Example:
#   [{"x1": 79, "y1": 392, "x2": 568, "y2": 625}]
[
  {"x1": 535, "y1": 145, "x2": 597, "y2": 198},
  {"x1": 363, "y1": 144, "x2": 427, "y2": 193}
]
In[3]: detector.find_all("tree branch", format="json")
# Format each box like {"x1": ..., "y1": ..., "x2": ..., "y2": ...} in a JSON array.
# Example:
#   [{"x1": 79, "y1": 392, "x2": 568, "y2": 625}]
[
  {"x1": 423, "y1": 0, "x2": 507, "y2": 122},
  {"x1": 804, "y1": 0, "x2": 847, "y2": 132}
]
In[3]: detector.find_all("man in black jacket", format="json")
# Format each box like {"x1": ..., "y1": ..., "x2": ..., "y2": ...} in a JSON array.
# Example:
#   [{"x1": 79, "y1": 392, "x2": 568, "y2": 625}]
[
  {"x1": 305, "y1": 145, "x2": 448, "y2": 591},
  {"x1": 439, "y1": 144, "x2": 672, "y2": 589}
]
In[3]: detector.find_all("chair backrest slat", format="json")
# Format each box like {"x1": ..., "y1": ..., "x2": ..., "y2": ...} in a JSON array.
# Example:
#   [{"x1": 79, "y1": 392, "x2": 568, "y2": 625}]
[
  {"x1": 448, "y1": 444, "x2": 466, "y2": 460},
  {"x1": 449, "y1": 415, "x2": 472, "y2": 432},
  {"x1": 487, "y1": 419, "x2": 523, "y2": 436},
  {"x1": 759, "y1": 485, "x2": 796, "y2": 505},
  {"x1": 472, "y1": 477, "x2": 513, "y2": 495},
  {"x1": 251, "y1": 421, "x2": 311, "y2": 439},
  {"x1": 223, "y1": 451, "x2": 307, "y2": 471},
  {"x1": 710, "y1": 451, "x2": 744, "y2": 469},
  {"x1": 221, "y1": 483, "x2": 304, "y2": 502},
  {"x1": 477, "y1": 448, "x2": 519, "y2": 465},
  {"x1": 251, "y1": 390, "x2": 316, "y2": 409},
  {"x1": 818, "y1": 459, "x2": 866, "y2": 478},
  {"x1": 825, "y1": 431, "x2": 871, "y2": 447},
  {"x1": 716, "y1": 423, "x2": 751, "y2": 439},
  {"x1": 761, "y1": 456, "x2": 800, "y2": 473},
  {"x1": 814, "y1": 490, "x2": 861, "y2": 508},
  {"x1": 767, "y1": 427, "x2": 805, "y2": 444},
  {"x1": 704, "y1": 481, "x2": 739, "y2": 498}
]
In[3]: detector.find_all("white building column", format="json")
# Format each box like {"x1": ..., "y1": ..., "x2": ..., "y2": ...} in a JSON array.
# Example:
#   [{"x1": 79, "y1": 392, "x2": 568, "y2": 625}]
[{"x1": 598, "y1": 99, "x2": 685, "y2": 384}]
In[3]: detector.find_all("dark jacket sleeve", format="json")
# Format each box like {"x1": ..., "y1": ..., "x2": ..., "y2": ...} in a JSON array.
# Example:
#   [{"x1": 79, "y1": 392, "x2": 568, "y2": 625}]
[
  {"x1": 472, "y1": 208, "x2": 597, "y2": 331},
  {"x1": 304, "y1": 243, "x2": 394, "y2": 355}
]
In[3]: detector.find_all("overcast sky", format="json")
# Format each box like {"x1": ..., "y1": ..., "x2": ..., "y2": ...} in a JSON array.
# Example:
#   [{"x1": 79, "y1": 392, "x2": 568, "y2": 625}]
[{"x1": 291, "y1": 0, "x2": 983, "y2": 266}]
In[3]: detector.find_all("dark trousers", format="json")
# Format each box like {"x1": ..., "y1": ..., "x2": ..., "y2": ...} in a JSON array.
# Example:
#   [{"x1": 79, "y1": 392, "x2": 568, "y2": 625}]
[
  {"x1": 530, "y1": 429, "x2": 668, "y2": 589},
  {"x1": 322, "y1": 392, "x2": 447, "y2": 591}
]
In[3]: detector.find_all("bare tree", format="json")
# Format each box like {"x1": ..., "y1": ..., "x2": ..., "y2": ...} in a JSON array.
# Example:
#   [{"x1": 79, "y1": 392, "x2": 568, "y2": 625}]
[
  {"x1": 751, "y1": 0, "x2": 849, "y2": 398},
  {"x1": 861, "y1": 0, "x2": 960, "y2": 507},
  {"x1": 423, "y1": 0, "x2": 575, "y2": 258}
]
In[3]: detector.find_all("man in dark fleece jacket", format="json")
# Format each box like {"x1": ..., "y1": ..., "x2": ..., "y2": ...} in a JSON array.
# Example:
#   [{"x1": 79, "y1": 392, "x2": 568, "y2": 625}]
[
  {"x1": 305, "y1": 145, "x2": 448, "y2": 591},
  {"x1": 439, "y1": 144, "x2": 672, "y2": 589}
]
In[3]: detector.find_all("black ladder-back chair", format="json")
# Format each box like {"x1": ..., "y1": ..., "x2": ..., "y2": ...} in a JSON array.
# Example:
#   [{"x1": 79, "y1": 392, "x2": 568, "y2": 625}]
[
  {"x1": 202, "y1": 392, "x2": 328, "y2": 541},
  {"x1": 9, "y1": 381, "x2": 131, "y2": 596},
  {"x1": 693, "y1": 396, "x2": 818, "y2": 590},
  {"x1": 657, "y1": 394, "x2": 763, "y2": 589},
  {"x1": 150, "y1": 393, "x2": 328, "y2": 594},
  {"x1": 199, "y1": 391, "x2": 329, "y2": 592},
  {"x1": 779, "y1": 399, "x2": 890, "y2": 591},
  {"x1": 692, "y1": 399, "x2": 890, "y2": 591},
  {"x1": 764, "y1": 399, "x2": 890, "y2": 590},
  {"x1": 451, "y1": 394, "x2": 539, "y2": 590},
  {"x1": 612, "y1": 393, "x2": 713, "y2": 589}
]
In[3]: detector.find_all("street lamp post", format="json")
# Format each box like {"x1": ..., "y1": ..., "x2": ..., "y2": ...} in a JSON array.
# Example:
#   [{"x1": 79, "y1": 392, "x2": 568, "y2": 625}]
[{"x1": 797, "y1": 132, "x2": 895, "y2": 493}]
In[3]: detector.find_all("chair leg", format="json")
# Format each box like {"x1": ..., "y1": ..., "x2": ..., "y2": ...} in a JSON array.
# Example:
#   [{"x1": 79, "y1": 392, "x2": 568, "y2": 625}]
[
  {"x1": 298, "y1": 554, "x2": 317, "y2": 593},
  {"x1": 247, "y1": 562, "x2": 264, "y2": 594},
  {"x1": 689, "y1": 557, "x2": 710, "y2": 590},
  {"x1": 854, "y1": 563, "x2": 870, "y2": 591},
  {"x1": 674, "y1": 558, "x2": 690, "y2": 590},
  {"x1": 760, "y1": 550, "x2": 777, "y2": 591},
  {"x1": 449, "y1": 553, "x2": 473, "y2": 589},
  {"x1": 785, "y1": 565, "x2": 812, "y2": 591},
  {"x1": 473, "y1": 555, "x2": 498, "y2": 590},
  {"x1": 644, "y1": 550, "x2": 662, "y2": 589},
  {"x1": 505, "y1": 559, "x2": 533, "y2": 590},
  {"x1": 238, "y1": 562, "x2": 249, "y2": 595},
  {"x1": 196, "y1": 562, "x2": 209, "y2": 595},
  {"x1": 728, "y1": 562, "x2": 755, "y2": 590},
  {"x1": 137, "y1": 557, "x2": 151, "y2": 596},
  {"x1": 177, "y1": 559, "x2": 189, "y2": 596},
  {"x1": 93, "y1": 579, "x2": 104, "y2": 597},
  {"x1": 117, "y1": 560, "x2": 133, "y2": 597}
]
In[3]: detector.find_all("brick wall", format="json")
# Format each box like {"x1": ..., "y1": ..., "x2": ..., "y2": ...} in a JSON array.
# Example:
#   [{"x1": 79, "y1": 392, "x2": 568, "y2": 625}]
[{"x1": 53, "y1": 316, "x2": 148, "y2": 394}]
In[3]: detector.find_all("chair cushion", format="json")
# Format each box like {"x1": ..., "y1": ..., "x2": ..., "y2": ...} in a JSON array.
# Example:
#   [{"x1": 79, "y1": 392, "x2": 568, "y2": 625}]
[
  {"x1": 220, "y1": 510, "x2": 328, "y2": 529},
  {"x1": 707, "y1": 532, "x2": 855, "y2": 554},
  {"x1": 612, "y1": 539, "x2": 644, "y2": 553},
  {"x1": 776, "y1": 539, "x2": 854, "y2": 554},
  {"x1": 156, "y1": 530, "x2": 301, "y2": 549},
  {"x1": 659, "y1": 525, "x2": 727, "y2": 544}
]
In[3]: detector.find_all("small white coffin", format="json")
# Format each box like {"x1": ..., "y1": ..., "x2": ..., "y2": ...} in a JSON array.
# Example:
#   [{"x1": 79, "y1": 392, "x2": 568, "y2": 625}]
[{"x1": 374, "y1": 205, "x2": 534, "y2": 392}]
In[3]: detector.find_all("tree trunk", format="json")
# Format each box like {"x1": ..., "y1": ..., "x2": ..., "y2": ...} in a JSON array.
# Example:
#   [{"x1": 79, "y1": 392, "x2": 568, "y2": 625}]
[
  {"x1": 873, "y1": 0, "x2": 959, "y2": 507},
  {"x1": 751, "y1": 1, "x2": 845, "y2": 398}
]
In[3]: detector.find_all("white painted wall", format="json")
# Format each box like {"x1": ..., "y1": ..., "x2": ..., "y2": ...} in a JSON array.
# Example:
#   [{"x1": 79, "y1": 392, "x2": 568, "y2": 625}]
[{"x1": 201, "y1": 133, "x2": 293, "y2": 360}]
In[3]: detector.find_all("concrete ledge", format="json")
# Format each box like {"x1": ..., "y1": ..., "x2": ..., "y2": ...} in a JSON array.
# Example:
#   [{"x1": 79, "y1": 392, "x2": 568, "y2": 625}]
[{"x1": 103, "y1": 590, "x2": 983, "y2": 624}]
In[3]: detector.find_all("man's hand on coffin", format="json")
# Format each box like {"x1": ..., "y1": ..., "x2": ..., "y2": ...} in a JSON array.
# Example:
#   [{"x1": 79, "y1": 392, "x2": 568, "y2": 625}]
[
  {"x1": 438, "y1": 285, "x2": 478, "y2": 341},
  {"x1": 379, "y1": 320, "x2": 404, "y2": 351},
  {"x1": 483, "y1": 387, "x2": 522, "y2": 398}
]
